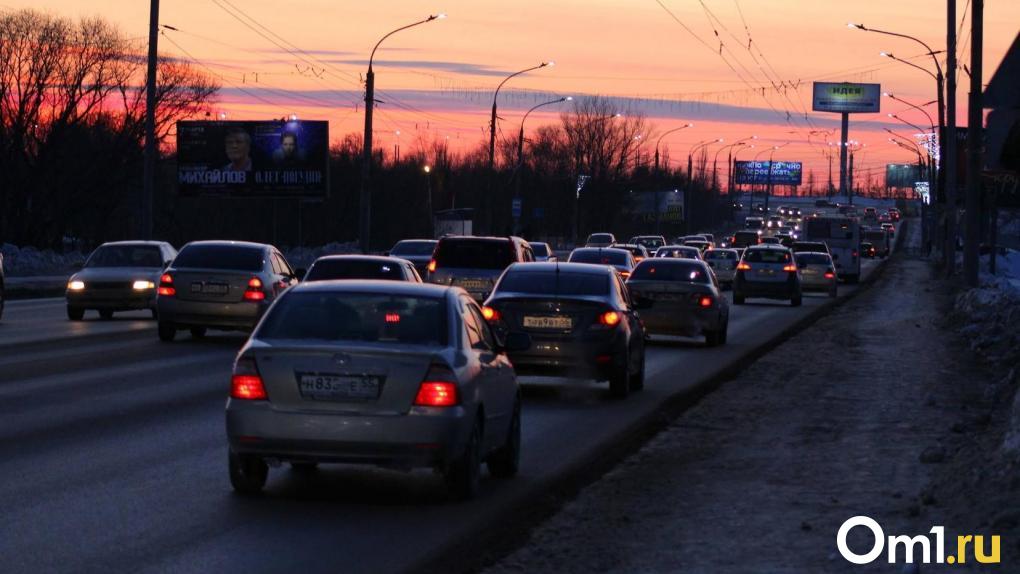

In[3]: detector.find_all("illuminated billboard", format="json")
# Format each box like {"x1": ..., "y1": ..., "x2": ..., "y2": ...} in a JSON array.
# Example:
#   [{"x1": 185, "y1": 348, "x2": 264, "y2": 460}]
[
  {"x1": 812, "y1": 82, "x2": 881, "y2": 113},
  {"x1": 177, "y1": 120, "x2": 329, "y2": 198},
  {"x1": 734, "y1": 161, "x2": 803, "y2": 186},
  {"x1": 885, "y1": 163, "x2": 925, "y2": 188}
]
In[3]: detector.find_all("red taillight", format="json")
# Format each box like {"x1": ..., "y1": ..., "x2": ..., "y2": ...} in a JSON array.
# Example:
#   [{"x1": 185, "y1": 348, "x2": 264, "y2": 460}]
[
  {"x1": 824, "y1": 271, "x2": 835, "y2": 279},
  {"x1": 599, "y1": 311, "x2": 621, "y2": 327},
  {"x1": 427, "y1": 259, "x2": 437, "y2": 273},
  {"x1": 481, "y1": 306, "x2": 501, "y2": 322},
  {"x1": 783, "y1": 264, "x2": 798, "y2": 272},
  {"x1": 698, "y1": 296, "x2": 713, "y2": 308},
  {"x1": 385, "y1": 313, "x2": 401, "y2": 323},
  {"x1": 737, "y1": 262, "x2": 751, "y2": 271},
  {"x1": 244, "y1": 276, "x2": 265, "y2": 301},
  {"x1": 157, "y1": 273, "x2": 175, "y2": 297},
  {"x1": 414, "y1": 364, "x2": 458, "y2": 407},
  {"x1": 231, "y1": 358, "x2": 266, "y2": 400}
]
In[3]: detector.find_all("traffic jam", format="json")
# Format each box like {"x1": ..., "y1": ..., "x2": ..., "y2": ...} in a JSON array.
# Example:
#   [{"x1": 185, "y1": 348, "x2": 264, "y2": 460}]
[{"x1": 52, "y1": 200, "x2": 900, "y2": 500}]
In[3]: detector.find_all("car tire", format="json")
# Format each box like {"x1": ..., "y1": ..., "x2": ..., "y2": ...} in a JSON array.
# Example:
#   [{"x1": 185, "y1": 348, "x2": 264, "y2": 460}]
[
  {"x1": 630, "y1": 349, "x2": 645, "y2": 391},
  {"x1": 445, "y1": 418, "x2": 482, "y2": 500},
  {"x1": 99, "y1": 309, "x2": 114, "y2": 320},
  {"x1": 791, "y1": 293, "x2": 802, "y2": 307},
  {"x1": 158, "y1": 320, "x2": 177, "y2": 342},
  {"x1": 67, "y1": 305, "x2": 85, "y2": 321},
  {"x1": 229, "y1": 450, "x2": 268, "y2": 495},
  {"x1": 609, "y1": 352, "x2": 631, "y2": 398},
  {"x1": 487, "y1": 399, "x2": 521, "y2": 479},
  {"x1": 190, "y1": 327, "x2": 207, "y2": 339},
  {"x1": 150, "y1": 308, "x2": 158, "y2": 320},
  {"x1": 733, "y1": 292, "x2": 745, "y2": 305}
]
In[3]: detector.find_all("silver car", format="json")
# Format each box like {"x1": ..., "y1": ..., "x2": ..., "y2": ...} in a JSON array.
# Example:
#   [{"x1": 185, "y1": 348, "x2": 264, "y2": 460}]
[
  {"x1": 156, "y1": 241, "x2": 302, "y2": 341},
  {"x1": 429, "y1": 236, "x2": 533, "y2": 302},
  {"x1": 225, "y1": 281, "x2": 528, "y2": 499},
  {"x1": 627, "y1": 258, "x2": 730, "y2": 346},
  {"x1": 305, "y1": 255, "x2": 422, "y2": 282},
  {"x1": 386, "y1": 239, "x2": 437, "y2": 278},
  {"x1": 703, "y1": 248, "x2": 739, "y2": 285},
  {"x1": 65, "y1": 241, "x2": 177, "y2": 320},
  {"x1": 733, "y1": 244, "x2": 803, "y2": 306},
  {"x1": 795, "y1": 252, "x2": 838, "y2": 298},
  {"x1": 567, "y1": 247, "x2": 636, "y2": 279},
  {"x1": 654, "y1": 245, "x2": 703, "y2": 261}
]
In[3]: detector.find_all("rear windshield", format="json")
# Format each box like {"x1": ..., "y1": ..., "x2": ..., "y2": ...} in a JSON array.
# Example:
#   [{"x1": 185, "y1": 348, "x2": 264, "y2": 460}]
[
  {"x1": 531, "y1": 244, "x2": 550, "y2": 257},
  {"x1": 497, "y1": 271, "x2": 608, "y2": 296},
  {"x1": 173, "y1": 244, "x2": 263, "y2": 271},
  {"x1": 633, "y1": 237, "x2": 664, "y2": 248},
  {"x1": 569, "y1": 249, "x2": 628, "y2": 265},
  {"x1": 795, "y1": 253, "x2": 831, "y2": 265},
  {"x1": 864, "y1": 231, "x2": 887, "y2": 241},
  {"x1": 705, "y1": 250, "x2": 737, "y2": 260},
  {"x1": 390, "y1": 241, "x2": 436, "y2": 257},
  {"x1": 257, "y1": 292, "x2": 446, "y2": 346},
  {"x1": 434, "y1": 239, "x2": 514, "y2": 270},
  {"x1": 630, "y1": 261, "x2": 710, "y2": 283},
  {"x1": 86, "y1": 245, "x2": 163, "y2": 268},
  {"x1": 588, "y1": 234, "x2": 614, "y2": 243},
  {"x1": 807, "y1": 219, "x2": 855, "y2": 239},
  {"x1": 744, "y1": 249, "x2": 792, "y2": 264},
  {"x1": 792, "y1": 242, "x2": 827, "y2": 252},
  {"x1": 305, "y1": 259, "x2": 405, "y2": 281}
]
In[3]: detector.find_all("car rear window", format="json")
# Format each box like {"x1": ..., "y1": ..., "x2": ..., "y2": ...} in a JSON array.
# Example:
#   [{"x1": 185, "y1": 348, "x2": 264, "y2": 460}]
[
  {"x1": 705, "y1": 250, "x2": 737, "y2": 260},
  {"x1": 434, "y1": 239, "x2": 515, "y2": 270},
  {"x1": 390, "y1": 241, "x2": 436, "y2": 256},
  {"x1": 305, "y1": 259, "x2": 405, "y2": 281},
  {"x1": 173, "y1": 244, "x2": 263, "y2": 271},
  {"x1": 531, "y1": 244, "x2": 550, "y2": 257},
  {"x1": 630, "y1": 260, "x2": 710, "y2": 283},
  {"x1": 496, "y1": 271, "x2": 608, "y2": 296},
  {"x1": 86, "y1": 245, "x2": 163, "y2": 268},
  {"x1": 588, "y1": 233, "x2": 614, "y2": 243},
  {"x1": 633, "y1": 237, "x2": 664, "y2": 248},
  {"x1": 569, "y1": 249, "x2": 628, "y2": 265},
  {"x1": 257, "y1": 292, "x2": 446, "y2": 346},
  {"x1": 744, "y1": 249, "x2": 792, "y2": 264},
  {"x1": 795, "y1": 253, "x2": 831, "y2": 265}
]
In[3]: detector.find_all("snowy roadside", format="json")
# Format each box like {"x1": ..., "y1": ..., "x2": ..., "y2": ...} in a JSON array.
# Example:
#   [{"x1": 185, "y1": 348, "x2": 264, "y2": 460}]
[{"x1": 482, "y1": 235, "x2": 1019, "y2": 572}]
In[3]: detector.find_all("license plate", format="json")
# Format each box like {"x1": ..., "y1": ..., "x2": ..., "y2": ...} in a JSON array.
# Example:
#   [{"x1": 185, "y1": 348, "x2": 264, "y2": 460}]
[
  {"x1": 204, "y1": 283, "x2": 229, "y2": 294},
  {"x1": 648, "y1": 292, "x2": 680, "y2": 301},
  {"x1": 457, "y1": 279, "x2": 488, "y2": 290},
  {"x1": 297, "y1": 373, "x2": 382, "y2": 401},
  {"x1": 523, "y1": 315, "x2": 572, "y2": 329}
]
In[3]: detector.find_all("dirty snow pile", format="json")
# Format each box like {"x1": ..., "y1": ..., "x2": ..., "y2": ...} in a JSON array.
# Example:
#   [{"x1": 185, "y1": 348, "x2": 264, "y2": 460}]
[{"x1": 1, "y1": 244, "x2": 86, "y2": 276}]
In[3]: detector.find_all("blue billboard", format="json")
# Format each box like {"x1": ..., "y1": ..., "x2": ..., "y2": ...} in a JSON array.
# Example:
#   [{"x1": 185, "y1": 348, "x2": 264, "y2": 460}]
[{"x1": 734, "y1": 161, "x2": 803, "y2": 186}]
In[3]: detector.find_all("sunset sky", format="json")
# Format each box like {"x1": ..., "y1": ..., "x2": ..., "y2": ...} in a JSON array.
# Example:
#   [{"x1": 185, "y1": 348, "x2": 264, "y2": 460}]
[{"x1": 5, "y1": 0, "x2": 1019, "y2": 185}]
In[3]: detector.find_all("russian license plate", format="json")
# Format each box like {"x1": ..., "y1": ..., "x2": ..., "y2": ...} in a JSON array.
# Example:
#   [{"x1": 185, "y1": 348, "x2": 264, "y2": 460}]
[
  {"x1": 457, "y1": 279, "x2": 488, "y2": 291},
  {"x1": 523, "y1": 315, "x2": 572, "y2": 329},
  {"x1": 297, "y1": 373, "x2": 382, "y2": 401},
  {"x1": 192, "y1": 282, "x2": 228, "y2": 294}
]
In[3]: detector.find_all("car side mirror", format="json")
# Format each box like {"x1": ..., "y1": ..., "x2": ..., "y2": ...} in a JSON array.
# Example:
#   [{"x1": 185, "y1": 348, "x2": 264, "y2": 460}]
[
  {"x1": 501, "y1": 332, "x2": 531, "y2": 353},
  {"x1": 293, "y1": 268, "x2": 307, "y2": 281}
]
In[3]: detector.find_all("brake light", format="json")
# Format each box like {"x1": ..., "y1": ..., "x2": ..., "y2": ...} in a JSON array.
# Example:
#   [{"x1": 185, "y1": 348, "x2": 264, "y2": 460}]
[
  {"x1": 231, "y1": 358, "x2": 266, "y2": 400},
  {"x1": 244, "y1": 277, "x2": 265, "y2": 301},
  {"x1": 427, "y1": 259, "x2": 437, "y2": 273},
  {"x1": 157, "y1": 273, "x2": 175, "y2": 297},
  {"x1": 414, "y1": 364, "x2": 458, "y2": 407},
  {"x1": 824, "y1": 271, "x2": 835, "y2": 279},
  {"x1": 599, "y1": 311, "x2": 621, "y2": 327},
  {"x1": 481, "y1": 306, "x2": 501, "y2": 322},
  {"x1": 851, "y1": 250, "x2": 859, "y2": 259},
  {"x1": 620, "y1": 271, "x2": 631, "y2": 279},
  {"x1": 698, "y1": 296, "x2": 713, "y2": 308},
  {"x1": 783, "y1": 264, "x2": 798, "y2": 272},
  {"x1": 737, "y1": 262, "x2": 751, "y2": 271},
  {"x1": 385, "y1": 313, "x2": 401, "y2": 323}
]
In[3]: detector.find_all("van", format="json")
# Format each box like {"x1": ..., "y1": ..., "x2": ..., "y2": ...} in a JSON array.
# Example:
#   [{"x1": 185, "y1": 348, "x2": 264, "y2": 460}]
[{"x1": 428, "y1": 236, "x2": 534, "y2": 301}]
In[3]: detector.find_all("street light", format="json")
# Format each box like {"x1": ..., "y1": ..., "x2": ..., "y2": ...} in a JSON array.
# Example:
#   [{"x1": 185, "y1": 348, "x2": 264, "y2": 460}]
[
  {"x1": 887, "y1": 113, "x2": 930, "y2": 137},
  {"x1": 360, "y1": 13, "x2": 444, "y2": 254},
  {"x1": 654, "y1": 123, "x2": 694, "y2": 174},
  {"x1": 686, "y1": 138, "x2": 722, "y2": 234},
  {"x1": 513, "y1": 96, "x2": 571, "y2": 233},
  {"x1": 423, "y1": 164, "x2": 433, "y2": 235},
  {"x1": 883, "y1": 92, "x2": 936, "y2": 132}
]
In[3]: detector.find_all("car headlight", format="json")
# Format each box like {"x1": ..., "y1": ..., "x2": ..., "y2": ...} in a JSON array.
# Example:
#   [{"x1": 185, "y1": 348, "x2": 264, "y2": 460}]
[
  {"x1": 68, "y1": 280, "x2": 85, "y2": 291},
  {"x1": 133, "y1": 280, "x2": 156, "y2": 290}
]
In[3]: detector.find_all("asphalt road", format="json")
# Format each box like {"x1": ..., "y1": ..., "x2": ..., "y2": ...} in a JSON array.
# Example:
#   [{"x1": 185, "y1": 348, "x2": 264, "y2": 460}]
[{"x1": 0, "y1": 237, "x2": 891, "y2": 574}]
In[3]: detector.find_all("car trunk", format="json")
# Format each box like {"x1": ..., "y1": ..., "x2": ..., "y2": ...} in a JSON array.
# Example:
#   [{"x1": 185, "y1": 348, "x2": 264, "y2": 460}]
[
  {"x1": 627, "y1": 280, "x2": 712, "y2": 307},
  {"x1": 491, "y1": 296, "x2": 609, "y2": 336},
  {"x1": 171, "y1": 269, "x2": 259, "y2": 303},
  {"x1": 253, "y1": 343, "x2": 440, "y2": 415}
]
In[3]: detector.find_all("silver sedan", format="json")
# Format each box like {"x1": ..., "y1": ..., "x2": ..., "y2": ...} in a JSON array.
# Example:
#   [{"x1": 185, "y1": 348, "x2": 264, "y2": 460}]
[
  {"x1": 65, "y1": 241, "x2": 176, "y2": 320},
  {"x1": 626, "y1": 258, "x2": 730, "y2": 346},
  {"x1": 225, "y1": 281, "x2": 529, "y2": 499}
]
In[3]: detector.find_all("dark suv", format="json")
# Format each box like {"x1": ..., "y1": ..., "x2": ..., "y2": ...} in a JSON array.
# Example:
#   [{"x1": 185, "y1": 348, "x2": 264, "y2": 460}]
[{"x1": 428, "y1": 236, "x2": 534, "y2": 302}]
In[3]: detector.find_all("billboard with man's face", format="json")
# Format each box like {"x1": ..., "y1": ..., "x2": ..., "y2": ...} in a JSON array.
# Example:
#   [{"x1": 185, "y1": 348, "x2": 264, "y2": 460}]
[
  {"x1": 734, "y1": 161, "x2": 803, "y2": 186},
  {"x1": 177, "y1": 120, "x2": 329, "y2": 198}
]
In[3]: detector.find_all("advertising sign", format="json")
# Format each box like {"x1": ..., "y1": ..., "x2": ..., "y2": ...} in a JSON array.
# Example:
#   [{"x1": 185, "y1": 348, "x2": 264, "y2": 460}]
[
  {"x1": 885, "y1": 164, "x2": 925, "y2": 188},
  {"x1": 630, "y1": 190, "x2": 684, "y2": 223},
  {"x1": 734, "y1": 161, "x2": 803, "y2": 186},
  {"x1": 177, "y1": 120, "x2": 329, "y2": 198},
  {"x1": 812, "y1": 82, "x2": 882, "y2": 113}
]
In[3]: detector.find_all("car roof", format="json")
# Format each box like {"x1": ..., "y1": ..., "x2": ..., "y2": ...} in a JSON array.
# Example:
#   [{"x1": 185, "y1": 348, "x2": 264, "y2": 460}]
[
  {"x1": 99, "y1": 240, "x2": 172, "y2": 247},
  {"x1": 181, "y1": 240, "x2": 269, "y2": 250},
  {"x1": 289, "y1": 279, "x2": 454, "y2": 297},
  {"x1": 745, "y1": 243, "x2": 791, "y2": 251},
  {"x1": 312, "y1": 255, "x2": 410, "y2": 264},
  {"x1": 573, "y1": 246, "x2": 629, "y2": 255},
  {"x1": 506, "y1": 261, "x2": 615, "y2": 275},
  {"x1": 393, "y1": 239, "x2": 436, "y2": 244}
]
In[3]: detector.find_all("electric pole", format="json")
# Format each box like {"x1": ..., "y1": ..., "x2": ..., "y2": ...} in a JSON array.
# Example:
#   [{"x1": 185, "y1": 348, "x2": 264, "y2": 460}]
[
  {"x1": 963, "y1": 0, "x2": 983, "y2": 286},
  {"x1": 142, "y1": 0, "x2": 159, "y2": 240}
]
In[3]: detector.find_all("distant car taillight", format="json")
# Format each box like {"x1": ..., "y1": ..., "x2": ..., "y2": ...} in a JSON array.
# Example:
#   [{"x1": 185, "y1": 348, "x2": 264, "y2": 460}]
[
  {"x1": 427, "y1": 259, "x2": 437, "y2": 273},
  {"x1": 697, "y1": 295, "x2": 713, "y2": 308},
  {"x1": 157, "y1": 273, "x2": 175, "y2": 297},
  {"x1": 481, "y1": 305, "x2": 501, "y2": 322},
  {"x1": 231, "y1": 357, "x2": 267, "y2": 400},
  {"x1": 737, "y1": 262, "x2": 751, "y2": 271},
  {"x1": 244, "y1": 277, "x2": 265, "y2": 301},
  {"x1": 824, "y1": 271, "x2": 835, "y2": 279},
  {"x1": 783, "y1": 264, "x2": 798, "y2": 272},
  {"x1": 414, "y1": 364, "x2": 459, "y2": 407}
]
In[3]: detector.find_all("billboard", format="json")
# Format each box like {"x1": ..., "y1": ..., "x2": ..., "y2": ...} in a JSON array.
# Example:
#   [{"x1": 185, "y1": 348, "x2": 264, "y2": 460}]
[
  {"x1": 734, "y1": 161, "x2": 803, "y2": 186},
  {"x1": 885, "y1": 163, "x2": 925, "y2": 188},
  {"x1": 177, "y1": 120, "x2": 329, "y2": 198},
  {"x1": 629, "y1": 190, "x2": 684, "y2": 223},
  {"x1": 812, "y1": 82, "x2": 881, "y2": 113}
]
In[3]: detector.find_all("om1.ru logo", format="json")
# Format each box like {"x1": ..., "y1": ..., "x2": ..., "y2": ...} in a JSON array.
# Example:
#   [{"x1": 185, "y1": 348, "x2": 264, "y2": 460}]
[{"x1": 837, "y1": 516, "x2": 1000, "y2": 565}]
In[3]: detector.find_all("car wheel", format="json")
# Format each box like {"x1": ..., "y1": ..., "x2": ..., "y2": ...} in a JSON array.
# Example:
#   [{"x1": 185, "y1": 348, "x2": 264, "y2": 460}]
[
  {"x1": 630, "y1": 349, "x2": 645, "y2": 391},
  {"x1": 67, "y1": 305, "x2": 85, "y2": 321},
  {"x1": 609, "y1": 352, "x2": 631, "y2": 398},
  {"x1": 445, "y1": 417, "x2": 482, "y2": 500},
  {"x1": 158, "y1": 320, "x2": 177, "y2": 342},
  {"x1": 190, "y1": 327, "x2": 207, "y2": 339},
  {"x1": 733, "y1": 292, "x2": 745, "y2": 305},
  {"x1": 229, "y1": 450, "x2": 268, "y2": 495},
  {"x1": 99, "y1": 309, "x2": 114, "y2": 320},
  {"x1": 791, "y1": 293, "x2": 803, "y2": 307},
  {"x1": 487, "y1": 399, "x2": 521, "y2": 478}
]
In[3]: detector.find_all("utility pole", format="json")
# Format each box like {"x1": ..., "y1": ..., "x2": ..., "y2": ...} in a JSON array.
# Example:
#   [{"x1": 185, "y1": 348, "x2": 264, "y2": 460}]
[
  {"x1": 360, "y1": 65, "x2": 375, "y2": 254},
  {"x1": 963, "y1": 0, "x2": 983, "y2": 286},
  {"x1": 946, "y1": 0, "x2": 959, "y2": 276},
  {"x1": 838, "y1": 112, "x2": 849, "y2": 199},
  {"x1": 141, "y1": 0, "x2": 159, "y2": 240}
]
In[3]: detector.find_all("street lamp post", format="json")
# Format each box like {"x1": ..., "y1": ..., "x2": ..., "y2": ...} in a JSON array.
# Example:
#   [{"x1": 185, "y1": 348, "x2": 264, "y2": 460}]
[
  {"x1": 360, "y1": 13, "x2": 444, "y2": 254},
  {"x1": 654, "y1": 123, "x2": 693, "y2": 174},
  {"x1": 514, "y1": 96, "x2": 570, "y2": 234},
  {"x1": 686, "y1": 138, "x2": 722, "y2": 234},
  {"x1": 488, "y1": 62, "x2": 552, "y2": 235},
  {"x1": 423, "y1": 164, "x2": 433, "y2": 236}
]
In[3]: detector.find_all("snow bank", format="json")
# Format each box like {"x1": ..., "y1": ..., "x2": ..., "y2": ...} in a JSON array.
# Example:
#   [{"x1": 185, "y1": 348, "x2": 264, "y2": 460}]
[{"x1": 1, "y1": 243, "x2": 85, "y2": 276}]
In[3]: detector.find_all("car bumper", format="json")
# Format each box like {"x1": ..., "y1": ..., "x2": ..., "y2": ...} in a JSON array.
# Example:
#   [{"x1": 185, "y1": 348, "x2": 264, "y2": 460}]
[
  {"x1": 800, "y1": 276, "x2": 836, "y2": 291},
  {"x1": 639, "y1": 306, "x2": 720, "y2": 337},
  {"x1": 157, "y1": 297, "x2": 268, "y2": 329},
  {"x1": 66, "y1": 290, "x2": 155, "y2": 310},
  {"x1": 226, "y1": 402, "x2": 470, "y2": 468},
  {"x1": 506, "y1": 331, "x2": 624, "y2": 380},
  {"x1": 735, "y1": 277, "x2": 799, "y2": 299}
]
